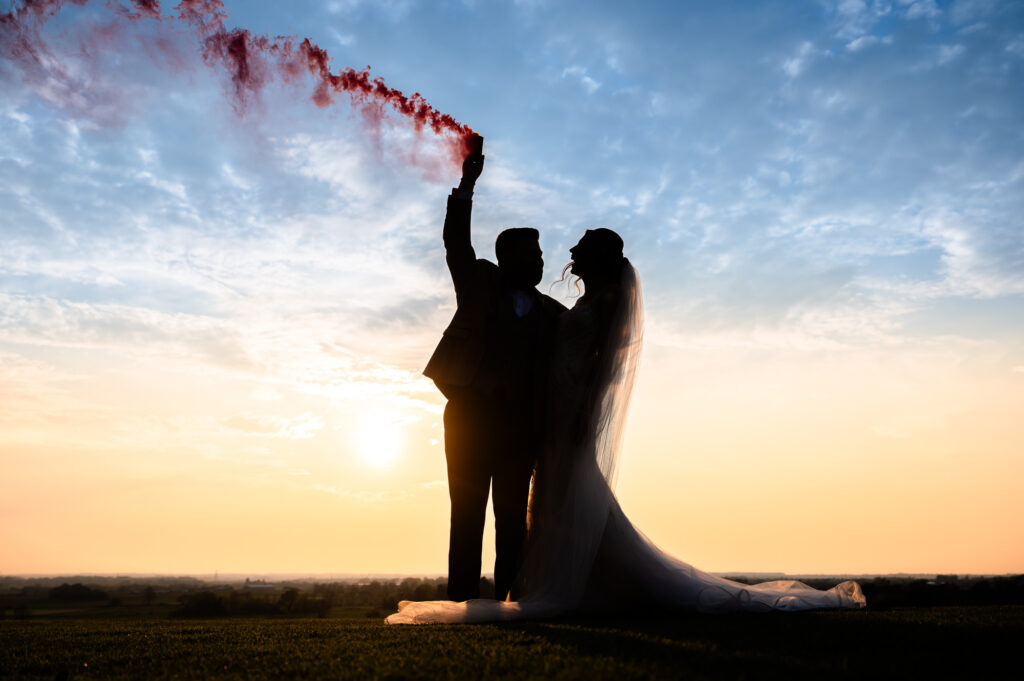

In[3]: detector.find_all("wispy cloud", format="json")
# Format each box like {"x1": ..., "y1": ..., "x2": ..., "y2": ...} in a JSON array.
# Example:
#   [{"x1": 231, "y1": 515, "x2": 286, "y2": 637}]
[
  {"x1": 325, "y1": 0, "x2": 416, "y2": 20},
  {"x1": 221, "y1": 412, "x2": 325, "y2": 439},
  {"x1": 845, "y1": 35, "x2": 880, "y2": 51},
  {"x1": 936, "y1": 43, "x2": 966, "y2": 65},
  {"x1": 562, "y1": 65, "x2": 601, "y2": 94},
  {"x1": 782, "y1": 41, "x2": 817, "y2": 78},
  {"x1": 902, "y1": 0, "x2": 942, "y2": 21}
]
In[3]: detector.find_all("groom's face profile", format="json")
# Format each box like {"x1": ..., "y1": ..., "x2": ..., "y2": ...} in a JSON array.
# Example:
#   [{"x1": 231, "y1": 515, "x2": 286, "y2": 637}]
[
  {"x1": 496, "y1": 228, "x2": 544, "y2": 289},
  {"x1": 499, "y1": 239, "x2": 544, "y2": 289}
]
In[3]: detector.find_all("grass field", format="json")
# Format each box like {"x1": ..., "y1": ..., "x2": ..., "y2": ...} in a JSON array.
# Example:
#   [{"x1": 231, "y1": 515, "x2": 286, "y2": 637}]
[{"x1": 2, "y1": 605, "x2": 1022, "y2": 680}]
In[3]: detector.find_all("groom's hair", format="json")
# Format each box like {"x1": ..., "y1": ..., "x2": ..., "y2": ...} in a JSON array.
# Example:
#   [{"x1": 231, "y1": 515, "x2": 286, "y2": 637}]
[{"x1": 495, "y1": 228, "x2": 540, "y2": 265}]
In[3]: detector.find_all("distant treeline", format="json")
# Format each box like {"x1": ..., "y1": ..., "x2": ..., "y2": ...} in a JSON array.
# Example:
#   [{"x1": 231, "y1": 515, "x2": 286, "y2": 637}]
[
  {"x1": 1, "y1": 575, "x2": 1021, "y2": 618},
  {"x1": 173, "y1": 577, "x2": 472, "y2": 617},
  {"x1": 0, "y1": 577, "x2": 487, "y2": 618},
  {"x1": 48, "y1": 583, "x2": 109, "y2": 602},
  {"x1": 173, "y1": 588, "x2": 330, "y2": 618},
  {"x1": 860, "y1": 575, "x2": 1024, "y2": 608}
]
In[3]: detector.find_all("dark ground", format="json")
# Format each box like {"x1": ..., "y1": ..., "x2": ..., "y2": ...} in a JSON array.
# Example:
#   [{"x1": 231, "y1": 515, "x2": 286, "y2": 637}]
[
  {"x1": 1, "y1": 604, "x2": 1022, "y2": 680},
  {"x1": 2, "y1": 575, "x2": 1022, "y2": 679}
]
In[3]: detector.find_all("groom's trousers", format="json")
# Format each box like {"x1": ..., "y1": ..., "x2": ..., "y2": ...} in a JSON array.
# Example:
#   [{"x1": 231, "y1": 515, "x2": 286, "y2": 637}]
[{"x1": 444, "y1": 390, "x2": 536, "y2": 602}]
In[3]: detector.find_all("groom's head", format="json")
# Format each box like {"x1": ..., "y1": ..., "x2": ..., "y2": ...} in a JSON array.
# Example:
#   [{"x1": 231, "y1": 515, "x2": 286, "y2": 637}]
[{"x1": 496, "y1": 228, "x2": 544, "y2": 289}]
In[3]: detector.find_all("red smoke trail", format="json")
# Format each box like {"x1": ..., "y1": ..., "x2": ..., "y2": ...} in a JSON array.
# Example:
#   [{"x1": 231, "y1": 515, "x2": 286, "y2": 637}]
[{"x1": 0, "y1": 0, "x2": 476, "y2": 160}]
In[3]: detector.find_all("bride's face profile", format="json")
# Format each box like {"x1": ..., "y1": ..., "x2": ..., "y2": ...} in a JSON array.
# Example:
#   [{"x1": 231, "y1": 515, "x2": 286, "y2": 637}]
[
  {"x1": 568, "y1": 233, "x2": 594, "y2": 278},
  {"x1": 569, "y1": 229, "x2": 624, "y2": 283}
]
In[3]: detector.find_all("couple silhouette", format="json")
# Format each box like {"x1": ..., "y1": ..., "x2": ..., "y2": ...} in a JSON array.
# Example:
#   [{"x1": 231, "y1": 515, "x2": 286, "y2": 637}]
[{"x1": 387, "y1": 138, "x2": 866, "y2": 624}]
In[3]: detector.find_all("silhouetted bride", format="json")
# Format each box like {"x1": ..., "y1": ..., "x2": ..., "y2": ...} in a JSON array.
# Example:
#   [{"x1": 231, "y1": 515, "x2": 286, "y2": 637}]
[{"x1": 388, "y1": 225, "x2": 865, "y2": 625}]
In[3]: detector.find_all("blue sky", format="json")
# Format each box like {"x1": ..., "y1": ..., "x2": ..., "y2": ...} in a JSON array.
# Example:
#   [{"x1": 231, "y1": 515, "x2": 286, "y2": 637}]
[
  {"x1": 7, "y1": 0, "x2": 1022, "y2": 340},
  {"x1": 1, "y1": 0, "x2": 1023, "y2": 574}
]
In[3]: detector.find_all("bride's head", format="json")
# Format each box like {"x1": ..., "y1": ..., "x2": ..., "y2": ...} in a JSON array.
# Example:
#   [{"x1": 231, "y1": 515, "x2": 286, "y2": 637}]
[{"x1": 568, "y1": 228, "x2": 625, "y2": 286}]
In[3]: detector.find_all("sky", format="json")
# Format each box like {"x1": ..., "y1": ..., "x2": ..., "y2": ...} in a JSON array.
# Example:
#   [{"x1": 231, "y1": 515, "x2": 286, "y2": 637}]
[{"x1": 1, "y1": 0, "x2": 1022, "y2": 577}]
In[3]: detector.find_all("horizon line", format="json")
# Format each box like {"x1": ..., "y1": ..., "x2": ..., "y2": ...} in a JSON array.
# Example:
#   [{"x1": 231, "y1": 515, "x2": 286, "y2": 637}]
[{"x1": 5, "y1": 571, "x2": 1020, "y2": 580}]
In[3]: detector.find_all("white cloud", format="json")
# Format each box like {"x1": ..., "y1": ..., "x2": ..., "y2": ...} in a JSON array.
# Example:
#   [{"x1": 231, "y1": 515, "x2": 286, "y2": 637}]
[
  {"x1": 220, "y1": 163, "x2": 250, "y2": 192},
  {"x1": 846, "y1": 35, "x2": 879, "y2": 51},
  {"x1": 220, "y1": 412, "x2": 325, "y2": 439},
  {"x1": 250, "y1": 386, "x2": 282, "y2": 401},
  {"x1": 310, "y1": 484, "x2": 410, "y2": 502},
  {"x1": 135, "y1": 169, "x2": 188, "y2": 200},
  {"x1": 562, "y1": 65, "x2": 601, "y2": 94},
  {"x1": 902, "y1": 0, "x2": 942, "y2": 20},
  {"x1": 325, "y1": 0, "x2": 415, "y2": 18},
  {"x1": 915, "y1": 212, "x2": 1024, "y2": 298},
  {"x1": 832, "y1": 0, "x2": 891, "y2": 40},
  {"x1": 6, "y1": 110, "x2": 32, "y2": 126},
  {"x1": 1006, "y1": 36, "x2": 1024, "y2": 57},
  {"x1": 937, "y1": 43, "x2": 966, "y2": 65},
  {"x1": 0, "y1": 293, "x2": 251, "y2": 368},
  {"x1": 604, "y1": 42, "x2": 625, "y2": 73},
  {"x1": 420, "y1": 480, "x2": 446, "y2": 489},
  {"x1": 329, "y1": 28, "x2": 355, "y2": 46},
  {"x1": 783, "y1": 41, "x2": 816, "y2": 78},
  {"x1": 949, "y1": 0, "x2": 999, "y2": 25}
]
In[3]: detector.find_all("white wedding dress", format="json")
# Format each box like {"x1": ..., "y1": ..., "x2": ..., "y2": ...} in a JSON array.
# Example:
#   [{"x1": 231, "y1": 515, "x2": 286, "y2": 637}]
[{"x1": 387, "y1": 264, "x2": 865, "y2": 624}]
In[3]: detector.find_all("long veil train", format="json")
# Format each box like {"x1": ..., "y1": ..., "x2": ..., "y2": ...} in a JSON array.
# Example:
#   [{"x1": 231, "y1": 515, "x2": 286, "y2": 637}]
[{"x1": 388, "y1": 263, "x2": 864, "y2": 624}]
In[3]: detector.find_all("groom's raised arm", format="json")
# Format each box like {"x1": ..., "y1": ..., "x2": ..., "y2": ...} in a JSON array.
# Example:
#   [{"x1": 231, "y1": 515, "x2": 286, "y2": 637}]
[{"x1": 443, "y1": 141, "x2": 484, "y2": 293}]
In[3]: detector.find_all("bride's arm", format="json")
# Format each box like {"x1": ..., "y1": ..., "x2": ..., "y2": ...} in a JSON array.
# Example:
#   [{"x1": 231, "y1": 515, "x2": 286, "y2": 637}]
[{"x1": 570, "y1": 290, "x2": 621, "y2": 445}]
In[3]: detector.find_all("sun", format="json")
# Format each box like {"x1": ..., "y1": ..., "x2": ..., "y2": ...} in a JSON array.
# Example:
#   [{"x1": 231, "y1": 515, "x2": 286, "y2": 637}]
[{"x1": 352, "y1": 416, "x2": 403, "y2": 468}]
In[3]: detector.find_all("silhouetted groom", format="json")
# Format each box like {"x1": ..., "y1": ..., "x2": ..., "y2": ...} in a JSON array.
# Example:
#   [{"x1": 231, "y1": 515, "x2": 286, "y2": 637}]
[{"x1": 424, "y1": 137, "x2": 566, "y2": 602}]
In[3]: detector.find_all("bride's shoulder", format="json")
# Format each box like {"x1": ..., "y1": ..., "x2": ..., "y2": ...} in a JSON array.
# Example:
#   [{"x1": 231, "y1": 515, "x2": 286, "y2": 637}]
[
  {"x1": 560, "y1": 298, "x2": 598, "y2": 334},
  {"x1": 540, "y1": 292, "x2": 569, "y2": 314},
  {"x1": 567, "y1": 297, "x2": 597, "y2": 320},
  {"x1": 572, "y1": 288, "x2": 619, "y2": 322},
  {"x1": 562, "y1": 292, "x2": 614, "y2": 340}
]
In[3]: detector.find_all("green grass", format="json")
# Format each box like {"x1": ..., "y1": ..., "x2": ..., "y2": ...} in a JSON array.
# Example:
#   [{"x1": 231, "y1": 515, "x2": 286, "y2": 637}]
[{"x1": 2, "y1": 606, "x2": 1022, "y2": 680}]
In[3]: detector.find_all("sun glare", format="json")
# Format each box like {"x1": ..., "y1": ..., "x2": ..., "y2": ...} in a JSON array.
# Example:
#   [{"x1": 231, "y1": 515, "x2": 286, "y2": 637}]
[{"x1": 353, "y1": 416, "x2": 403, "y2": 468}]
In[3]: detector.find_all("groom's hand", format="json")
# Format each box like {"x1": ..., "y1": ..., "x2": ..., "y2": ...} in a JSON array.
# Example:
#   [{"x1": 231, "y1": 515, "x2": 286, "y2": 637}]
[{"x1": 458, "y1": 141, "x2": 484, "y2": 191}]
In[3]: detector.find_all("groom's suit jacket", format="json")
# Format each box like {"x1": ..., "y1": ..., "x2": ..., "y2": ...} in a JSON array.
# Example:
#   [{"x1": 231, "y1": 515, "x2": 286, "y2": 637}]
[{"x1": 424, "y1": 191, "x2": 565, "y2": 399}]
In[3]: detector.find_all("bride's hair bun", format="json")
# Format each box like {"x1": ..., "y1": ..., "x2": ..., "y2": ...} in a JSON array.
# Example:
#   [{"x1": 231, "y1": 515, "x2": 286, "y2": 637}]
[{"x1": 587, "y1": 228, "x2": 625, "y2": 270}]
